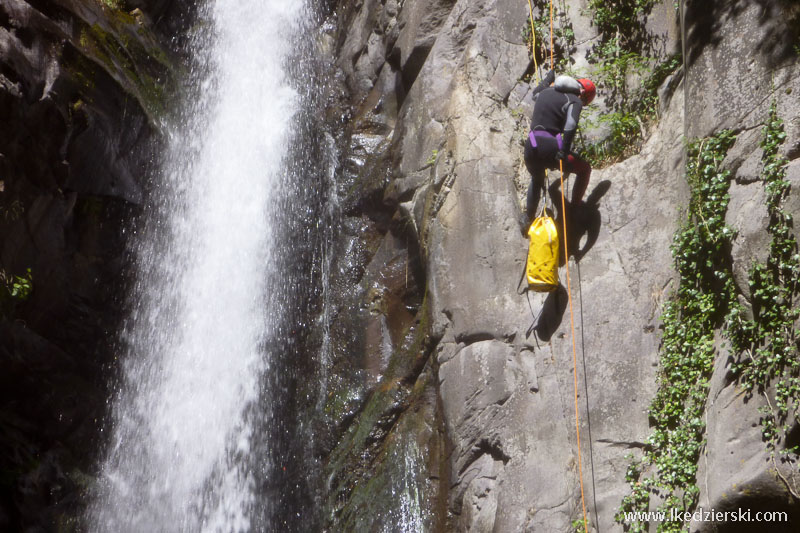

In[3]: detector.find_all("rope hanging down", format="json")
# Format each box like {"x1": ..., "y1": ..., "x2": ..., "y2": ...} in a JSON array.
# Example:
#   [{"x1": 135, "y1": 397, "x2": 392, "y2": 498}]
[{"x1": 533, "y1": 0, "x2": 590, "y2": 529}]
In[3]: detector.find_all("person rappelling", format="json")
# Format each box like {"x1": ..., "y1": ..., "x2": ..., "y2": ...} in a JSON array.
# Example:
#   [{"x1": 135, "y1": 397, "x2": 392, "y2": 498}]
[{"x1": 522, "y1": 68, "x2": 596, "y2": 232}]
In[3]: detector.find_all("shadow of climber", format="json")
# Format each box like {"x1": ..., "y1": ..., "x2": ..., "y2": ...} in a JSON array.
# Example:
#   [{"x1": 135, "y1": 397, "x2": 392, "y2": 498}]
[
  {"x1": 533, "y1": 181, "x2": 611, "y2": 342},
  {"x1": 567, "y1": 180, "x2": 611, "y2": 262},
  {"x1": 545, "y1": 179, "x2": 610, "y2": 264},
  {"x1": 535, "y1": 284, "x2": 569, "y2": 342}
]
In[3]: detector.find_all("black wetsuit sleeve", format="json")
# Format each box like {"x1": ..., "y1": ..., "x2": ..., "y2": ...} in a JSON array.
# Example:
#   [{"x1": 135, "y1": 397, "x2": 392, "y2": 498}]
[
  {"x1": 561, "y1": 98, "x2": 583, "y2": 154},
  {"x1": 530, "y1": 69, "x2": 556, "y2": 99}
]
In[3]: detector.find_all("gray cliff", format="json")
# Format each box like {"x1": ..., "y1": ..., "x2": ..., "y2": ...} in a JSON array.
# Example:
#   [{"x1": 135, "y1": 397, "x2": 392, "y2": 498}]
[{"x1": 321, "y1": 0, "x2": 800, "y2": 531}]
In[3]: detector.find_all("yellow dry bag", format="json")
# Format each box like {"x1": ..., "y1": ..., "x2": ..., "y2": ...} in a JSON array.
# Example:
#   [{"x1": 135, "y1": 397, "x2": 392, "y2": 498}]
[{"x1": 525, "y1": 215, "x2": 559, "y2": 292}]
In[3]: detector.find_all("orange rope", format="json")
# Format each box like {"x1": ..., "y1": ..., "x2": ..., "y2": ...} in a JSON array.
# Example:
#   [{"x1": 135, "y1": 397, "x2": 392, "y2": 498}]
[
  {"x1": 558, "y1": 160, "x2": 589, "y2": 531},
  {"x1": 550, "y1": 0, "x2": 589, "y2": 529}
]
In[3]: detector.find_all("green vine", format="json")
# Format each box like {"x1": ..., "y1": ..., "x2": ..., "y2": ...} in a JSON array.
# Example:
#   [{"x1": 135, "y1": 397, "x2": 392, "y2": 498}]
[
  {"x1": 726, "y1": 102, "x2": 800, "y2": 456},
  {"x1": 617, "y1": 130, "x2": 738, "y2": 532}
]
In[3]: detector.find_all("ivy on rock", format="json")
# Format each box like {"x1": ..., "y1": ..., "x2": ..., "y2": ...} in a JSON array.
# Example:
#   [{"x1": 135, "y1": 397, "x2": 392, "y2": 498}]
[
  {"x1": 617, "y1": 130, "x2": 738, "y2": 533},
  {"x1": 619, "y1": 102, "x2": 800, "y2": 530},
  {"x1": 726, "y1": 102, "x2": 800, "y2": 463}
]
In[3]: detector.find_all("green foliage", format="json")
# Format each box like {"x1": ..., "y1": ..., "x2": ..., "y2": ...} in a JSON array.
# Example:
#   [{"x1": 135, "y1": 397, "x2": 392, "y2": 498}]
[
  {"x1": 586, "y1": 0, "x2": 658, "y2": 94},
  {"x1": 592, "y1": 40, "x2": 650, "y2": 99},
  {"x1": 534, "y1": 14, "x2": 576, "y2": 72},
  {"x1": 1, "y1": 267, "x2": 34, "y2": 318},
  {"x1": 617, "y1": 131, "x2": 738, "y2": 532},
  {"x1": 426, "y1": 149, "x2": 439, "y2": 167},
  {"x1": 580, "y1": 111, "x2": 641, "y2": 165},
  {"x1": 8, "y1": 268, "x2": 33, "y2": 300},
  {"x1": 725, "y1": 102, "x2": 800, "y2": 454},
  {"x1": 9, "y1": 269, "x2": 33, "y2": 300},
  {"x1": 581, "y1": 51, "x2": 680, "y2": 167},
  {"x1": 637, "y1": 54, "x2": 682, "y2": 118},
  {"x1": 587, "y1": 0, "x2": 658, "y2": 36},
  {"x1": 581, "y1": 0, "x2": 680, "y2": 167},
  {"x1": 572, "y1": 517, "x2": 588, "y2": 533},
  {"x1": 616, "y1": 457, "x2": 652, "y2": 532},
  {"x1": 522, "y1": 22, "x2": 534, "y2": 53},
  {"x1": 581, "y1": 50, "x2": 677, "y2": 166}
]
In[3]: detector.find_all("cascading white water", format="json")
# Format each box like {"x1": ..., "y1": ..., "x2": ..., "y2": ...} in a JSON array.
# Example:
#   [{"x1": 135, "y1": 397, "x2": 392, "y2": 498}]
[{"x1": 88, "y1": 1, "x2": 305, "y2": 530}]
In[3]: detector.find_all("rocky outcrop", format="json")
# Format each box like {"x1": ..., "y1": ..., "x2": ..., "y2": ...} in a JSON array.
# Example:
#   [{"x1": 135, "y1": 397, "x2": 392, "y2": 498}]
[
  {"x1": 322, "y1": 0, "x2": 800, "y2": 531},
  {"x1": 320, "y1": 0, "x2": 680, "y2": 529},
  {"x1": 0, "y1": 1, "x2": 176, "y2": 529}
]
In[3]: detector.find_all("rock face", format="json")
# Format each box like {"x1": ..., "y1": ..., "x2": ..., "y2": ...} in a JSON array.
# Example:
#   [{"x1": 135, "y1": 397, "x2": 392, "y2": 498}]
[
  {"x1": 0, "y1": 0, "x2": 178, "y2": 529},
  {"x1": 321, "y1": 0, "x2": 800, "y2": 531}
]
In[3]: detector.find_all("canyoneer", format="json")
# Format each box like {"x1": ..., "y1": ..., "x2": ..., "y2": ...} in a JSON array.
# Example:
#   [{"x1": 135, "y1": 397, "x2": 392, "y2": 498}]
[{"x1": 521, "y1": 68, "x2": 596, "y2": 233}]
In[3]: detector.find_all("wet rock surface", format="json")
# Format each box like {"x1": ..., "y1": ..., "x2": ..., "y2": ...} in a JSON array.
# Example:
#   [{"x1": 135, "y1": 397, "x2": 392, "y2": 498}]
[{"x1": 0, "y1": 0, "x2": 176, "y2": 529}]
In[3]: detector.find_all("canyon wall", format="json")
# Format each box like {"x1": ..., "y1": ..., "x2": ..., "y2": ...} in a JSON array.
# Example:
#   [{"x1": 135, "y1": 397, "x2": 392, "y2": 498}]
[{"x1": 321, "y1": 0, "x2": 800, "y2": 531}]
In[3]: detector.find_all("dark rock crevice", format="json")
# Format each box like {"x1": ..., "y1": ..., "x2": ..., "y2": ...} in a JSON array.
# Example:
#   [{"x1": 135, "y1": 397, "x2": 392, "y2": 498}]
[{"x1": 0, "y1": 0, "x2": 177, "y2": 529}]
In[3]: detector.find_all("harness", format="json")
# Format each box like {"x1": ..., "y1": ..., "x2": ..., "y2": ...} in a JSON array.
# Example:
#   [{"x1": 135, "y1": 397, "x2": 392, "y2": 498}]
[{"x1": 528, "y1": 129, "x2": 563, "y2": 151}]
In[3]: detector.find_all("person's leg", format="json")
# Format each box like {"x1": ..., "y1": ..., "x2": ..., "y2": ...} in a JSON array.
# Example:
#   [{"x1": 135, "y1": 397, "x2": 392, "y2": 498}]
[{"x1": 524, "y1": 138, "x2": 546, "y2": 221}]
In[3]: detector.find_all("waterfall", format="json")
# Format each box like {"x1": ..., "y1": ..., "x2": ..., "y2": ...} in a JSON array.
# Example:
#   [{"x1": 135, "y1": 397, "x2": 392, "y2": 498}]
[{"x1": 87, "y1": 0, "x2": 310, "y2": 530}]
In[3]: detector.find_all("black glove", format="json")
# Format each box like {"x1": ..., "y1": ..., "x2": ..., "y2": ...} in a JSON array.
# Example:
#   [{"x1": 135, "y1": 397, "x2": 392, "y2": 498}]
[
  {"x1": 556, "y1": 150, "x2": 567, "y2": 162},
  {"x1": 544, "y1": 69, "x2": 555, "y2": 85}
]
